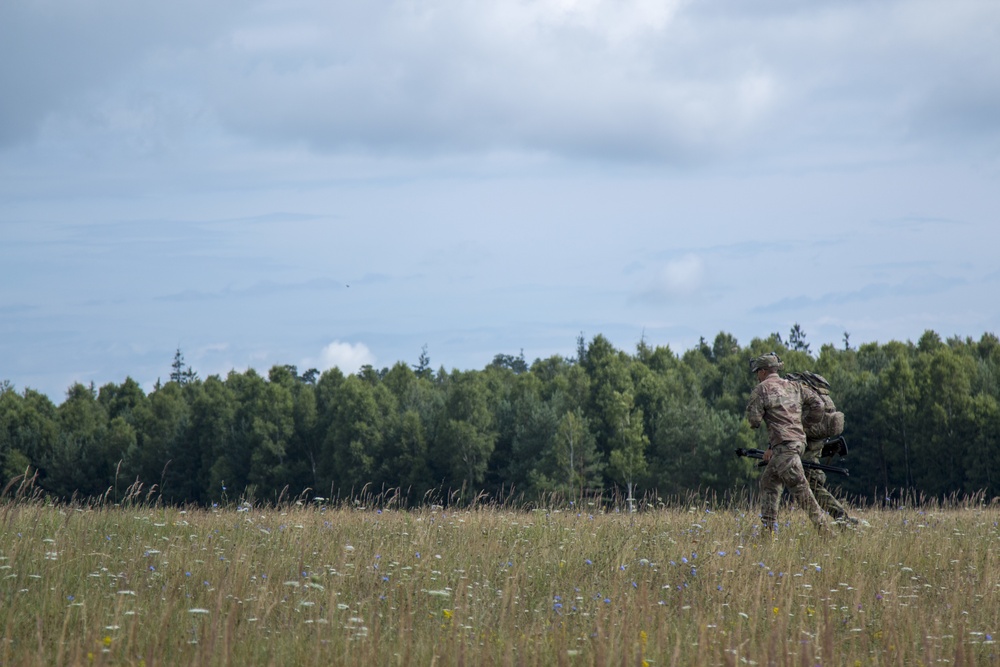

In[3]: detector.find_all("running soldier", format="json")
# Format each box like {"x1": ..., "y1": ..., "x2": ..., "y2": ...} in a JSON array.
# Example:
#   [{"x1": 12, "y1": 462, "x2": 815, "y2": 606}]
[
  {"x1": 745, "y1": 353, "x2": 831, "y2": 534},
  {"x1": 785, "y1": 371, "x2": 860, "y2": 526}
]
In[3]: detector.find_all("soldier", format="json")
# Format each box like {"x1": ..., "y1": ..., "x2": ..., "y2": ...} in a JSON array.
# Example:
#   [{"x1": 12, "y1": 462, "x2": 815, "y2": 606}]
[
  {"x1": 785, "y1": 371, "x2": 860, "y2": 526},
  {"x1": 745, "y1": 353, "x2": 831, "y2": 534}
]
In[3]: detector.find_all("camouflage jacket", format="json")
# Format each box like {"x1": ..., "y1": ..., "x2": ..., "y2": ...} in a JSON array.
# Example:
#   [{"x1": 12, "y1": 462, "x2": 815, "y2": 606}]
[{"x1": 745, "y1": 373, "x2": 824, "y2": 448}]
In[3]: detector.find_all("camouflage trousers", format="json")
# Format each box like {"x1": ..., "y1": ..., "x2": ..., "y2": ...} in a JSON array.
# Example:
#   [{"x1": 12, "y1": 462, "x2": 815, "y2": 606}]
[
  {"x1": 803, "y1": 439, "x2": 849, "y2": 520},
  {"x1": 760, "y1": 441, "x2": 830, "y2": 533}
]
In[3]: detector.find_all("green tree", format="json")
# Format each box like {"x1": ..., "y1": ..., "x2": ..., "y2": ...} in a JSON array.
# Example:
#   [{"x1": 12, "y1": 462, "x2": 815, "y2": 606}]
[
  {"x1": 537, "y1": 409, "x2": 603, "y2": 497},
  {"x1": 605, "y1": 390, "x2": 648, "y2": 510},
  {"x1": 131, "y1": 381, "x2": 191, "y2": 501},
  {"x1": 46, "y1": 383, "x2": 113, "y2": 498},
  {"x1": 191, "y1": 375, "x2": 238, "y2": 504},
  {"x1": 244, "y1": 368, "x2": 297, "y2": 499},
  {"x1": 429, "y1": 370, "x2": 496, "y2": 499},
  {"x1": 321, "y1": 375, "x2": 386, "y2": 496},
  {"x1": 0, "y1": 388, "x2": 58, "y2": 488},
  {"x1": 875, "y1": 352, "x2": 919, "y2": 489}
]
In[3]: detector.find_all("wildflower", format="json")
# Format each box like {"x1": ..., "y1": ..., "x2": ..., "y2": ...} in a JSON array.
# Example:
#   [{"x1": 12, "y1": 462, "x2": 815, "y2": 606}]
[
  {"x1": 442, "y1": 609, "x2": 453, "y2": 619},
  {"x1": 772, "y1": 607, "x2": 779, "y2": 615},
  {"x1": 585, "y1": 559, "x2": 593, "y2": 565},
  {"x1": 103, "y1": 636, "x2": 112, "y2": 647}
]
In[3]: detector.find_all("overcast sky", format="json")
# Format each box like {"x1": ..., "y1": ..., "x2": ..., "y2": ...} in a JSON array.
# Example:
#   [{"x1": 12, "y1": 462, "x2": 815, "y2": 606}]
[{"x1": 2, "y1": 0, "x2": 999, "y2": 402}]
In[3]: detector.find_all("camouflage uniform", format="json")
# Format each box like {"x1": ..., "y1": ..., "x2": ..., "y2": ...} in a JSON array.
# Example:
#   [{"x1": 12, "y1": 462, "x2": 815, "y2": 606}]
[
  {"x1": 797, "y1": 381, "x2": 851, "y2": 521},
  {"x1": 746, "y1": 356, "x2": 830, "y2": 533}
]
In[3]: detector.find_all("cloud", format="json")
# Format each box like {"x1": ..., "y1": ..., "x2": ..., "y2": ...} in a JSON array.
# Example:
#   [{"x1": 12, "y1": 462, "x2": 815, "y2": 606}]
[
  {"x1": 4, "y1": 0, "x2": 999, "y2": 165},
  {"x1": 633, "y1": 254, "x2": 706, "y2": 303},
  {"x1": 314, "y1": 340, "x2": 376, "y2": 373},
  {"x1": 197, "y1": 0, "x2": 1000, "y2": 163},
  {"x1": 752, "y1": 275, "x2": 967, "y2": 314},
  {"x1": 0, "y1": 1, "x2": 245, "y2": 148}
]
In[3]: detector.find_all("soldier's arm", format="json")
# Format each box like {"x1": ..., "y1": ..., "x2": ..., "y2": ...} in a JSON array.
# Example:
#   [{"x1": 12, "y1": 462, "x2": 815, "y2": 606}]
[{"x1": 745, "y1": 387, "x2": 764, "y2": 429}]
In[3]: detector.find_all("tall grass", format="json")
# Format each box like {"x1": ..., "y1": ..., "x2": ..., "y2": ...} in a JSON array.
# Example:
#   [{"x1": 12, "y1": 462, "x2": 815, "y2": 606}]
[{"x1": 1, "y1": 487, "x2": 999, "y2": 666}]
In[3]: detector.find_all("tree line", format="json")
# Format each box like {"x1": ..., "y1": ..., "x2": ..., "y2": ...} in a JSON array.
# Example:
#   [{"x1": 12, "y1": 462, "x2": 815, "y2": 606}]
[{"x1": 2, "y1": 328, "x2": 999, "y2": 506}]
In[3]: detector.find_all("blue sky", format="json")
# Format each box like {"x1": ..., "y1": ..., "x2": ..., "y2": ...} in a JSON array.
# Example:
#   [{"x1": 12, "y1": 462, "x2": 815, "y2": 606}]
[{"x1": 2, "y1": 0, "x2": 999, "y2": 402}]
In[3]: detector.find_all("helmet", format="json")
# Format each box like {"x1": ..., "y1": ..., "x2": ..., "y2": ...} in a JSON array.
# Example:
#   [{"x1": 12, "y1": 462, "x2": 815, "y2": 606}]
[{"x1": 749, "y1": 352, "x2": 783, "y2": 373}]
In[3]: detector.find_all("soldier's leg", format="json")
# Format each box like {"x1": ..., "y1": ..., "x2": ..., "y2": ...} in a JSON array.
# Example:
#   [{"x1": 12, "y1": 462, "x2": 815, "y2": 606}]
[
  {"x1": 806, "y1": 467, "x2": 849, "y2": 519},
  {"x1": 774, "y1": 443, "x2": 830, "y2": 533},
  {"x1": 803, "y1": 441, "x2": 850, "y2": 520},
  {"x1": 759, "y1": 461, "x2": 783, "y2": 532}
]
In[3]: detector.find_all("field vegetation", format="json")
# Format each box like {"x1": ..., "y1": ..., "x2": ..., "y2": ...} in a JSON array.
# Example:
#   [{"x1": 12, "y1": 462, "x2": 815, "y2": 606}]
[{"x1": 2, "y1": 488, "x2": 999, "y2": 666}]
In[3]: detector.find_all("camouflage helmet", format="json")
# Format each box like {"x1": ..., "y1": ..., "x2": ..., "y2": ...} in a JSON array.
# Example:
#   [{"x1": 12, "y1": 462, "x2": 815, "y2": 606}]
[{"x1": 749, "y1": 352, "x2": 784, "y2": 373}]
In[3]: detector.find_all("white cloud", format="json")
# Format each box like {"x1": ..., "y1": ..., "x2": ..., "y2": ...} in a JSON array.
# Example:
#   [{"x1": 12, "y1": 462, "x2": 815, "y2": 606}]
[
  {"x1": 633, "y1": 254, "x2": 706, "y2": 304},
  {"x1": 314, "y1": 341, "x2": 376, "y2": 373},
  {"x1": 658, "y1": 254, "x2": 705, "y2": 295}
]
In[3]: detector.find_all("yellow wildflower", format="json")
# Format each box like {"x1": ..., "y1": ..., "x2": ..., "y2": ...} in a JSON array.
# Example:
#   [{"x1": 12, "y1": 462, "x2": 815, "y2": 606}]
[{"x1": 442, "y1": 609, "x2": 453, "y2": 619}]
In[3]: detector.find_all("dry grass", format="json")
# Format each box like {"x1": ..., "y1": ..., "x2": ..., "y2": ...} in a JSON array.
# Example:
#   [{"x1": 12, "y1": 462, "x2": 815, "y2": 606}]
[{"x1": 1, "y1": 492, "x2": 999, "y2": 666}]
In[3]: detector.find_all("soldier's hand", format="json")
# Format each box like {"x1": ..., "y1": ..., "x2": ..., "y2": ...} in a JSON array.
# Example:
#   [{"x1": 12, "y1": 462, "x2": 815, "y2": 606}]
[{"x1": 763, "y1": 448, "x2": 773, "y2": 463}]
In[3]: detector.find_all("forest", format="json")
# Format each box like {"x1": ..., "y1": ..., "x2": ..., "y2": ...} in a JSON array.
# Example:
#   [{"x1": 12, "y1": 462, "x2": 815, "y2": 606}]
[{"x1": 2, "y1": 328, "x2": 999, "y2": 507}]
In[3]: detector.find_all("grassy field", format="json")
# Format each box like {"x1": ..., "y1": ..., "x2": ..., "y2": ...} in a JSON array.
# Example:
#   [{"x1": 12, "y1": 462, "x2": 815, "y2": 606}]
[{"x1": 1, "y1": 492, "x2": 999, "y2": 666}]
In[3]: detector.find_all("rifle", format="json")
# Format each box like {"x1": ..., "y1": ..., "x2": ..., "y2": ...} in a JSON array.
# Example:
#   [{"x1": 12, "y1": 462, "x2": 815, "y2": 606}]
[{"x1": 735, "y1": 448, "x2": 849, "y2": 476}]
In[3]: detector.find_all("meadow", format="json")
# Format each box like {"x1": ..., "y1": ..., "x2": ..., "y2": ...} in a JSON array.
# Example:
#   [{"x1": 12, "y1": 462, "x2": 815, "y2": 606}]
[{"x1": 1, "y1": 491, "x2": 999, "y2": 666}]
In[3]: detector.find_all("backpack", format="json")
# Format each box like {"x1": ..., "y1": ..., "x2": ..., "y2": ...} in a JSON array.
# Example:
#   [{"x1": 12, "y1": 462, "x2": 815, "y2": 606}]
[{"x1": 786, "y1": 371, "x2": 845, "y2": 440}]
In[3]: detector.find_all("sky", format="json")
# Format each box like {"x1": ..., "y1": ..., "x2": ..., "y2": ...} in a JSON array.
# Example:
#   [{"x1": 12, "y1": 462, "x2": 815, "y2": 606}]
[{"x1": 2, "y1": 0, "x2": 999, "y2": 403}]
